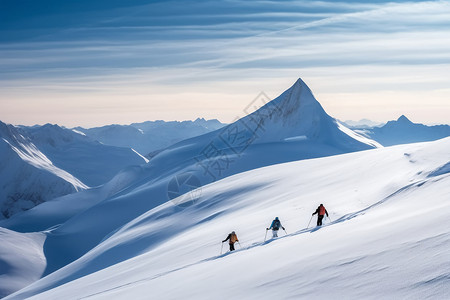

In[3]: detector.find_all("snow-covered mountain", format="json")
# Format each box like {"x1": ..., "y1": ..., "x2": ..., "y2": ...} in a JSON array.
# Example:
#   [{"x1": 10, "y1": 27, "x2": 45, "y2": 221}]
[
  {"x1": 3, "y1": 135, "x2": 450, "y2": 299},
  {"x1": 0, "y1": 78, "x2": 384, "y2": 298},
  {"x1": 20, "y1": 124, "x2": 147, "y2": 186},
  {"x1": 75, "y1": 118, "x2": 225, "y2": 156},
  {"x1": 0, "y1": 121, "x2": 87, "y2": 219},
  {"x1": 353, "y1": 115, "x2": 450, "y2": 146},
  {"x1": 0, "y1": 121, "x2": 147, "y2": 219},
  {"x1": 1, "y1": 78, "x2": 380, "y2": 232}
]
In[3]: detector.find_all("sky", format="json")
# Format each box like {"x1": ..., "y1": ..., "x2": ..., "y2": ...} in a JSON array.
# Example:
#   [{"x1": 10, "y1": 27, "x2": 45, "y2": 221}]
[{"x1": 1, "y1": 0, "x2": 450, "y2": 127}]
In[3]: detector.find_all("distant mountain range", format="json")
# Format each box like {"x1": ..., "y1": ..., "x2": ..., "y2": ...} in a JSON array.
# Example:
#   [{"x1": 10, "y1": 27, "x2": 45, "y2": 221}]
[
  {"x1": 74, "y1": 118, "x2": 225, "y2": 156},
  {"x1": 350, "y1": 115, "x2": 450, "y2": 146}
]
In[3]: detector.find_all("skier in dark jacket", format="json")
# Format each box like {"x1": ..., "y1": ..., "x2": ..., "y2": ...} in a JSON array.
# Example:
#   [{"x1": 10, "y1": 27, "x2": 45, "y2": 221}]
[
  {"x1": 267, "y1": 217, "x2": 285, "y2": 238},
  {"x1": 222, "y1": 231, "x2": 239, "y2": 251},
  {"x1": 312, "y1": 204, "x2": 329, "y2": 226}
]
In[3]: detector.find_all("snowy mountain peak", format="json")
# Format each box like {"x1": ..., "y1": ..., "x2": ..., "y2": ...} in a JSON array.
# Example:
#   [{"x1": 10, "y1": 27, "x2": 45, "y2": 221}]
[
  {"x1": 272, "y1": 77, "x2": 318, "y2": 112},
  {"x1": 194, "y1": 117, "x2": 207, "y2": 123},
  {"x1": 0, "y1": 121, "x2": 28, "y2": 146},
  {"x1": 28, "y1": 123, "x2": 81, "y2": 147},
  {"x1": 239, "y1": 78, "x2": 325, "y2": 141},
  {"x1": 0, "y1": 120, "x2": 7, "y2": 132},
  {"x1": 239, "y1": 78, "x2": 379, "y2": 149},
  {"x1": 397, "y1": 115, "x2": 413, "y2": 124},
  {"x1": 0, "y1": 121, "x2": 12, "y2": 139}
]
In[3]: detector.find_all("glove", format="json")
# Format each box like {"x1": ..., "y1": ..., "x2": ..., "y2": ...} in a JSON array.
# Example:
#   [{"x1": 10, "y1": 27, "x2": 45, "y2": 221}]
[
  {"x1": 266, "y1": 228, "x2": 269, "y2": 230},
  {"x1": 282, "y1": 227, "x2": 285, "y2": 230},
  {"x1": 312, "y1": 213, "x2": 314, "y2": 216}
]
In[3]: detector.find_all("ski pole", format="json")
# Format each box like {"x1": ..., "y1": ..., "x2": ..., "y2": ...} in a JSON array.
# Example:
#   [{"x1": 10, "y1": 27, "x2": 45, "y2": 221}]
[
  {"x1": 220, "y1": 242, "x2": 224, "y2": 255},
  {"x1": 283, "y1": 228, "x2": 288, "y2": 235},
  {"x1": 328, "y1": 215, "x2": 332, "y2": 222},
  {"x1": 307, "y1": 215, "x2": 313, "y2": 228},
  {"x1": 238, "y1": 242, "x2": 242, "y2": 248},
  {"x1": 264, "y1": 228, "x2": 268, "y2": 242}
]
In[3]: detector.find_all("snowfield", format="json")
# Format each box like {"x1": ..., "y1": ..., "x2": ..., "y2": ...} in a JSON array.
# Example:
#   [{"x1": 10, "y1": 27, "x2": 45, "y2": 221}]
[
  {"x1": 0, "y1": 228, "x2": 46, "y2": 298},
  {"x1": 4, "y1": 137, "x2": 450, "y2": 299}
]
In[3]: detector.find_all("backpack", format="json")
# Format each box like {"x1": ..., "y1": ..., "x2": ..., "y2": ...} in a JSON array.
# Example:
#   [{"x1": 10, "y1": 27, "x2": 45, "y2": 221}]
[
  {"x1": 319, "y1": 206, "x2": 326, "y2": 216},
  {"x1": 230, "y1": 233, "x2": 238, "y2": 243},
  {"x1": 272, "y1": 220, "x2": 280, "y2": 230}
]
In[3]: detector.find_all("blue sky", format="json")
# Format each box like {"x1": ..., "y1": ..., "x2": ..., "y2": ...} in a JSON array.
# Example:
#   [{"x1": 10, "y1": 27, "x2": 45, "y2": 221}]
[{"x1": 1, "y1": 0, "x2": 450, "y2": 126}]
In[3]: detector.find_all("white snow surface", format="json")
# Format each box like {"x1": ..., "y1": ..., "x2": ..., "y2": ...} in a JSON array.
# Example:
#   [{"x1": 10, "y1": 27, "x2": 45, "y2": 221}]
[
  {"x1": 0, "y1": 228, "x2": 46, "y2": 298},
  {"x1": 71, "y1": 129, "x2": 86, "y2": 136},
  {"x1": 337, "y1": 121, "x2": 382, "y2": 148},
  {"x1": 4, "y1": 137, "x2": 450, "y2": 299},
  {"x1": 3, "y1": 138, "x2": 87, "y2": 191},
  {"x1": 131, "y1": 148, "x2": 149, "y2": 163}
]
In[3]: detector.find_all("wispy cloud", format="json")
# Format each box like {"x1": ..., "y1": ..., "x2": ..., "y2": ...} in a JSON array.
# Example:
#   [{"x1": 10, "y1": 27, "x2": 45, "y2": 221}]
[{"x1": 1, "y1": 0, "x2": 450, "y2": 126}]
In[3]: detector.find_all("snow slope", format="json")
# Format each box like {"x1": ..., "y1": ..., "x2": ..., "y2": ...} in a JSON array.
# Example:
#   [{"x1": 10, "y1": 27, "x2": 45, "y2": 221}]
[
  {"x1": 0, "y1": 165, "x2": 149, "y2": 233},
  {"x1": 5, "y1": 136, "x2": 450, "y2": 299},
  {"x1": 0, "y1": 122, "x2": 87, "y2": 219},
  {"x1": 0, "y1": 228, "x2": 46, "y2": 298},
  {"x1": 21, "y1": 124, "x2": 147, "y2": 186},
  {"x1": 0, "y1": 121, "x2": 148, "y2": 219}
]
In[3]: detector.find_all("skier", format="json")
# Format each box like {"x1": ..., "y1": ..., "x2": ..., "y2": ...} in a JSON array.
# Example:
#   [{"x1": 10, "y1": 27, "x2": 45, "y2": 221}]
[
  {"x1": 267, "y1": 217, "x2": 285, "y2": 238},
  {"x1": 312, "y1": 204, "x2": 329, "y2": 226},
  {"x1": 222, "y1": 231, "x2": 239, "y2": 251}
]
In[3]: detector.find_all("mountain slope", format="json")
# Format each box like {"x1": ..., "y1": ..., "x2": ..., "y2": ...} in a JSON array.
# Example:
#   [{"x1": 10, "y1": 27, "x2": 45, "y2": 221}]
[
  {"x1": 0, "y1": 122, "x2": 87, "y2": 219},
  {"x1": 0, "y1": 121, "x2": 147, "y2": 220},
  {"x1": 5, "y1": 137, "x2": 450, "y2": 300},
  {"x1": 21, "y1": 124, "x2": 147, "y2": 186}
]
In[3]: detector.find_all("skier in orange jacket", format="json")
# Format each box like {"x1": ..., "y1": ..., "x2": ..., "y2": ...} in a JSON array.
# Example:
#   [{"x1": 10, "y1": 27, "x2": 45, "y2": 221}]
[
  {"x1": 312, "y1": 204, "x2": 329, "y2": 226},
  {"x1": 222, "y1": 231, "x2": 239, "y2": 251}
]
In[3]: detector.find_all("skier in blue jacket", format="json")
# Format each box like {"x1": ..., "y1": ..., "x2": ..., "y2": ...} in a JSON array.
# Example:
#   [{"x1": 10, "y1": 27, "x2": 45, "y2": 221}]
[{"x1": 267, "y1": 217, "x2": 285, "y2": 238}]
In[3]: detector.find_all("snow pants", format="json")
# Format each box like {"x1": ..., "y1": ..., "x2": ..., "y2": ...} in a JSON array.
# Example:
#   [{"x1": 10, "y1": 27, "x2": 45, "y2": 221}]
[
  {"x1": 272, "y1": 229, "x2": 279, "y2": 238},
  {"x1": 317, "y1": 215, "x2": 324, "y2": 226},
  {"x1": 229, "y1": 243, "x2": 235, "y2": 251}
]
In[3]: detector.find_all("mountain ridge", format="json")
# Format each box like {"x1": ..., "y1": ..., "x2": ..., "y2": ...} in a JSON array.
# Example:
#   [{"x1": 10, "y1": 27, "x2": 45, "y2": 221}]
[{"x1": 354, "y1": 115, "x2": 450, "y2": 146}]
